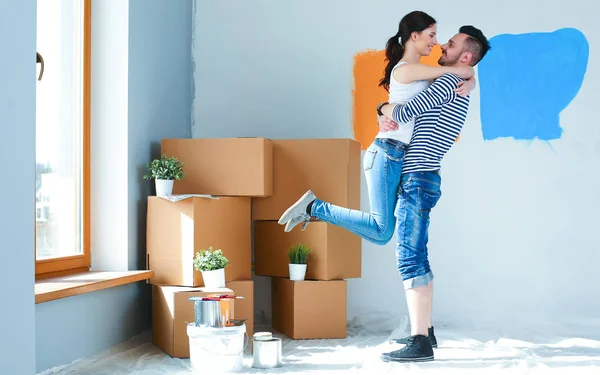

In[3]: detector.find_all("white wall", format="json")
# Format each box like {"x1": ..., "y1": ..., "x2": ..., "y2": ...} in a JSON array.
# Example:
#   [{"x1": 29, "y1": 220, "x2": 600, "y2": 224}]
[
  {"x1": 91, "y1": 0, "x2": 130, "y2": 271},
  {"x1": 193, "y1": 0, "x2": 599, "y2": 330},
  {"x1": 0, "y1": 1, "x2": 37, "y2": 373}
]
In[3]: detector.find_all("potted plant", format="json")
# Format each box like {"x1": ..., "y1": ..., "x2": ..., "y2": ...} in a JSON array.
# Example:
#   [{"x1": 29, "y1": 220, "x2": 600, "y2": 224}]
[
  {"x1": 287, "y1": 243, "x2": 311, "y2": 281},
  {"x1": 143, "y1": 154, "x2": 185, "y2": 196},
  {"x1": 193, "y1": 247, "x2": 230, "y2": 288}
]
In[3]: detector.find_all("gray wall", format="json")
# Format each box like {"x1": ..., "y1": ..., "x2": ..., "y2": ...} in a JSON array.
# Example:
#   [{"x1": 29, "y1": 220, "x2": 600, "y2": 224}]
[
  {"x1": 193, "y1": 0, "x2": 600, "y2": 330},
  {"x1": 35, "y1": 283, "x2": 147, "y2": 372},
  {"x1": 0, "y1": 1, "x2": 37, "y2": 374},
  {"x1": 128, "y1": 0, "x2": 193, "y2": 271},
  {"x1": 35, "y1": 1, "x2": 193, "y2": 372}
]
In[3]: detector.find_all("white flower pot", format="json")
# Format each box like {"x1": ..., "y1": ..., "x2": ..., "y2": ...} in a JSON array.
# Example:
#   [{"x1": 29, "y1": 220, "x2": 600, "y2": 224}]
[
  {"x1": 155, "y1": 179, "x2": 174, "y2": 196},
  {"x1": 202, "y1": 268, "x2": 226, "y2": 288},
  {"x1": 289, "y1": 264, "x2": 307, "y2": 281}
]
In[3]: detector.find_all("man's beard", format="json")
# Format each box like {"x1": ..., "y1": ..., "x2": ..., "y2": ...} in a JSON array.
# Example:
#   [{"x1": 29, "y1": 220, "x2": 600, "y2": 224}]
[{"x1": 438, "y1": 53, "x2": 459, "y2": 66}]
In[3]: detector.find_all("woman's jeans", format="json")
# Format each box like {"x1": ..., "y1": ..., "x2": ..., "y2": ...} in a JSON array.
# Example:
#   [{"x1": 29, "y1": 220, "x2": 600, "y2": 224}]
[{"x1": 310, "y1": 138, "x2": 407, "y2": 245}]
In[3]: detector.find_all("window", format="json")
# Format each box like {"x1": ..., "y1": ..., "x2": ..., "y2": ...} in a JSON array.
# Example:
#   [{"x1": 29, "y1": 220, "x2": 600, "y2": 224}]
[{"x1": 35, "y1": 0, "x2": 91, "y2": 277}]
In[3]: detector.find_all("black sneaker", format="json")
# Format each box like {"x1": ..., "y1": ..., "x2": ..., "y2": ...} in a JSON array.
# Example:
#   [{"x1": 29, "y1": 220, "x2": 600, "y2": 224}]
[
  {"x1": 381, "y1": 334, "x2": 434, "y2": 362},
  {"x1": 393, "y1": 326, "x2": 437, "y2": 348}
]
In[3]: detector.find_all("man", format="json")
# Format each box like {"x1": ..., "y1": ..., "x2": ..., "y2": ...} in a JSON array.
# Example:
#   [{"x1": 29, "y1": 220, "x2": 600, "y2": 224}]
[{"x1": 377, "y1": 25, "x2": 490, "y2": 362}]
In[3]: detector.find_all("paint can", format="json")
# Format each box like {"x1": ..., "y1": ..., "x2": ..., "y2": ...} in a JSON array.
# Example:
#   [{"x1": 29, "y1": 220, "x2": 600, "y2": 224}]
[
  {"x1": 189, "y1": 297, "x2": 221, "y2": 327},
  {"x1": 251, "y1": 332, "x2": 282, "y2": 369},
  {"x1": 187, "y1": 323, "x2": 247, "y2": 373}
]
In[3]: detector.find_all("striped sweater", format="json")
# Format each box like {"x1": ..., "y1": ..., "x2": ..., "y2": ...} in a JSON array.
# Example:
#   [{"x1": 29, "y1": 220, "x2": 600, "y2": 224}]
[{"x1": 391, "y1": 73, "x2": 470, "y2": 174}]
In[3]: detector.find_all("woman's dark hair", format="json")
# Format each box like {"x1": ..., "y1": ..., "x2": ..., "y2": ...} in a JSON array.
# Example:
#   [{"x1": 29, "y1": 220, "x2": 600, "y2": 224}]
[{"x1": 379, "y1": 11, "x2": 436, "y2": 91}]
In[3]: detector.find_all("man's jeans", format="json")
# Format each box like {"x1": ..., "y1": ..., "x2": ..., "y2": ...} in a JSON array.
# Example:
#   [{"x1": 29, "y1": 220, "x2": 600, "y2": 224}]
[
  {"x1": 311, "y1": 138, "x2": 407, "y2": 245},
  {"x1": 395, "y1": 171, "x2": 442, "y2": 289}
]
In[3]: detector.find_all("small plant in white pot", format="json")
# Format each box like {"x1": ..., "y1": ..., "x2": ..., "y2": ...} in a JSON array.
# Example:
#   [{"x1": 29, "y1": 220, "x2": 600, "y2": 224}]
[
  {"x1": 143, "y1": 154, "x2": 185, "y2": 196},
  {"x1": 287, "y1": 243, "x2": 311, "y2": 281},
  {"x1": 193, "y1": 247, "x2": 230, "y2": 288}
]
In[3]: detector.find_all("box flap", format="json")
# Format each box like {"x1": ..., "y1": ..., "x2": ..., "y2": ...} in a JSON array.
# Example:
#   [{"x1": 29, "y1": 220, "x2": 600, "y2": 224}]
[{"x1": 159, "y1": 194, "x2": 218, "y2": 203}]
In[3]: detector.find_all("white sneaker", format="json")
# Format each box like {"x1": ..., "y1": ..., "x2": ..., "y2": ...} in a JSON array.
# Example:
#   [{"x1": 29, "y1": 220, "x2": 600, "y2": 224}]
[
  {"x1": 278, "y1": 190, "x2": 316, "y2": 231},
  {"x1": 284, "y1": 214, "x2": 311, "y2": 232}
]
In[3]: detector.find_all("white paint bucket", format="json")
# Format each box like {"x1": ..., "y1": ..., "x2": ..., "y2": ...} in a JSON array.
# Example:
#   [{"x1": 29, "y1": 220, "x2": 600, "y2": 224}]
[{"x1": 187, "y1": 323, "x2": 247, "y2": 373}]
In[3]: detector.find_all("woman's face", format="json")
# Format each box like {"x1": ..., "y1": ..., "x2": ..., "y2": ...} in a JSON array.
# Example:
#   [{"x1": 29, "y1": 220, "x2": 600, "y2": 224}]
[{"x1": 413, "y1": 24, "x2": 438, "y2": 56}]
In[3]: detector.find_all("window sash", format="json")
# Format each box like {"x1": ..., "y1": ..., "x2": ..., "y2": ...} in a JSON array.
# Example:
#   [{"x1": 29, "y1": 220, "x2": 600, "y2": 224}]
[{"x1": 35, "y1": 0, "x2": 91, "y2": 278}]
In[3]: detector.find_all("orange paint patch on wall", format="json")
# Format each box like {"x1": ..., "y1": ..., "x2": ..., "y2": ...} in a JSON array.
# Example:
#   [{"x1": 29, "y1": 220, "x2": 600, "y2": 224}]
[
  {"x1": 352, "y1": 45, "x2": 453, "y2": 150},
  {"x1": 352, "y1": 49, "x2": 387, "y2": 151}
]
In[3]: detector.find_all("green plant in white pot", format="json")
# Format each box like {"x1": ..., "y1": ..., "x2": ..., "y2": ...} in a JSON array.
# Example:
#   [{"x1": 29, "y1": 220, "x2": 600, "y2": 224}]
[
  {"x1": 193, "y1": 247, "x2": 230, "y2": 288},
  {"x1": 143, "y1": 154, "x2": 185, "y2": 196},
  {"x1": 287, "y1": 243, "x2": 311, "y2": 281}
]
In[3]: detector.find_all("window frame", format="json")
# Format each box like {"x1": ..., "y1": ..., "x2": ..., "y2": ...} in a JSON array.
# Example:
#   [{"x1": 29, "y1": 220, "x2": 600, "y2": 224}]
[{"x1": 35, "y1": 0, "x2": 91, "y2": 279}]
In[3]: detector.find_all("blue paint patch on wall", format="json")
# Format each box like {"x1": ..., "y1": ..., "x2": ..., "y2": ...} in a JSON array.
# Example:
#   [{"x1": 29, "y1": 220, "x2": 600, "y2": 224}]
[{"x1": 478, "y1": 28, "x2": 589, "y2": 141}]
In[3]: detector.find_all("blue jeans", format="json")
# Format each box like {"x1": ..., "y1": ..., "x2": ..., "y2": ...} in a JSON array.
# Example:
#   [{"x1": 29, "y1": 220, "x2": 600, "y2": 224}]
[
  {"x1": 395, "y1": 171, "x2": 442, "y2": 289},
  {"x1": 310, "y1": 138, "x2": 407, "y2": 245}
]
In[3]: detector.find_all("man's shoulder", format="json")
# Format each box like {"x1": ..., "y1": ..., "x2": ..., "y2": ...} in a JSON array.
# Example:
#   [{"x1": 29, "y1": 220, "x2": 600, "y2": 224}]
[{"x1": 433, "y1": 72, "x2": 463, "y2": 86}]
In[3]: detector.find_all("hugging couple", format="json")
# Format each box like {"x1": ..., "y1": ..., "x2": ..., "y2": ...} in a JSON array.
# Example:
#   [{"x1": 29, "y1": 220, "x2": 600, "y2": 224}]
[{"x1": 277, "y1": 10, "x2": 490, "y2": 363}]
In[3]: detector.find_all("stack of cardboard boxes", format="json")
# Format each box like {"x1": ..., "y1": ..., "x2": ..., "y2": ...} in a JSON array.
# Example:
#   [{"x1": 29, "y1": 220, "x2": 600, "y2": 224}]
[
  {"x1": 252, "y1": 139, "x2": 362, "y2": 339},
  {"x1": 147, "y1": 138, "x2": 271, "y2": 357},
  {"x1": 147, "y1": 137, "x2": 362, "y2": 353}
]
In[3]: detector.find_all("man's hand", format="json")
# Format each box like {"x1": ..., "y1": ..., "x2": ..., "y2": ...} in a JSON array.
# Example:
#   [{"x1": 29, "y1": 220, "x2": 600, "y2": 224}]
[
  {"x1": 455, "y1": 76, "x2": 476, "y2": 97},
  {"x1": 378, "y1": 115, "x2": 398, "y2": 132}
]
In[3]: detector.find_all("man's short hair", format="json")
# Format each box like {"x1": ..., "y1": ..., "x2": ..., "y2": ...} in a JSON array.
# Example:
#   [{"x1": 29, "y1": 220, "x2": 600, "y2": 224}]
[{"x1": 459, "y1": 25, "x2": 491, "y2": 66}]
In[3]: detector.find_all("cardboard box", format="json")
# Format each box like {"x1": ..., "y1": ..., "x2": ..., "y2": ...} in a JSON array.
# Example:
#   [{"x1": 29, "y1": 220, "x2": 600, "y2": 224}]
[
  {"x1": 226, "y1": 280, "x2": 254, "y2": 337},
  {"x1": 251, "y1": 139, "x2": 361, "y2": 220},
  {"x1": 161, "y1": 137, "x2": 273, "y2": 197},
  {"x1": 254, "y1": 221, "x2": 361, "y2": 280},
  {"x1": 272, "y1": 278, "x2": 346, "y2": 339},
  {"x1": 152, "y1": 285, "x2": 235, "y2": 358},
  {"x1": 147, "y1": 196, "x2": 251, "y2": 286}
]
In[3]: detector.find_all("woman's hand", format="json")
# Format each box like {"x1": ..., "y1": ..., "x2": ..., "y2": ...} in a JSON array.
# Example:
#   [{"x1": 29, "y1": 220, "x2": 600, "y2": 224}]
[
  {"x1": 455, "y1": 75, "x2": 476, "y2": 97},
  {"x1": 378, "y1": 115, "x2": 399, "y2": 132}
]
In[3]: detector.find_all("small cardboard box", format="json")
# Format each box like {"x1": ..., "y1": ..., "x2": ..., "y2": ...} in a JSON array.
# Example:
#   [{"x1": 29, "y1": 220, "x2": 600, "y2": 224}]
[
  {"x1": 161, "y1": 137, "x2": 273, "y2": 197},
  {"x1": 146, "y1": 196, "x2": 251, "y2": 286},
  {"x1": 272, "y1": 278, "x2": 346, "y2": 339},
  {"x1": 226, "y1": 280, "x2": 254, "y2": 337},
  {"x1": 251, "y1": 139, "x2": 361, "y2": 220},
  {"x1": 254, "y1": 221, "x2": 361, "y2": 280},
  {"x1": 152, "y1": 285, "x2": 235, "y2": 358}
]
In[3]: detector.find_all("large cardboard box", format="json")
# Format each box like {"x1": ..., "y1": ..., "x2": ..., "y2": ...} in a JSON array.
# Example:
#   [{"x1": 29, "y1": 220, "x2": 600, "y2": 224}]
[
  {"x1": 254, "y1": 221, "x2": 361, "y2": 280},
  {"x1": 152, "y1": 285, "x2": 235, "y2": 358},
  {"x1": 147, "y1": 196, "x2": 251, "y2": 286},
  {"x1": 251, "y1": 139, "x2": 361, "y2": 220},
  {"x1": 272, "y1": 278, "x2": 346, "y2": 339},
  {"x1": 161, "y1": 137, "x2": 273, "y2": 197},
  {"x1": 226, "y1": 280, "x2": 254, "y2": 337}
]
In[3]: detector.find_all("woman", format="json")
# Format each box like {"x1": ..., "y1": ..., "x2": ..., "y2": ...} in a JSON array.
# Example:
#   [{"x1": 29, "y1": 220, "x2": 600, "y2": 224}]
[{"x1": 278, "y1": 11, "x2": 475, "y2": 243}]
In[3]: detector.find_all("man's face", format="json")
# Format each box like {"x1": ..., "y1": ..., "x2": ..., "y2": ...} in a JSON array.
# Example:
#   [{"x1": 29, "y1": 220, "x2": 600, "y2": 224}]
[{"x1": 438, "y1": 33, "x2": 468, "y2": 66}]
